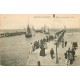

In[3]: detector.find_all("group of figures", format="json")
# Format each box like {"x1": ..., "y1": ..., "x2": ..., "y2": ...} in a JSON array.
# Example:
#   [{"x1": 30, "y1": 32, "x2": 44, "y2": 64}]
[
  {"x1": 30, "y1": 32, "x2": 78, "y2": 66},
  {"x1": 64, "y1": 41, "x2": 78, "y2": 65},
  {"x1": 30, "y1": 35, "x2": 54, "y2": 55},
  {"x1": 40, "y1": 35, "x2": 54, "y2": 56}
]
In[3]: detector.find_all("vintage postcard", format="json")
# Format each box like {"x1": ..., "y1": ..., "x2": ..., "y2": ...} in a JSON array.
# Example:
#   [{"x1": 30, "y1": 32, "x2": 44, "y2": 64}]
[{"x1": 0, "y1": 14, "x2": 80, "y2": 66}]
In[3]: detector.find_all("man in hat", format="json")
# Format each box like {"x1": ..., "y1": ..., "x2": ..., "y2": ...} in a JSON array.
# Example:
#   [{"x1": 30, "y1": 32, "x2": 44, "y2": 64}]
[{"x1": 50, "y1": 48, "x2": 54, "y2": 59}]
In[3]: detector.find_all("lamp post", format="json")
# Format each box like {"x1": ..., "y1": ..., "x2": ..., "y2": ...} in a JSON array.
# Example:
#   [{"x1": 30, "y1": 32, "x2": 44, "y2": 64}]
[{"x1": 55, "y1": 39, "x2": 59, "y2": 63}]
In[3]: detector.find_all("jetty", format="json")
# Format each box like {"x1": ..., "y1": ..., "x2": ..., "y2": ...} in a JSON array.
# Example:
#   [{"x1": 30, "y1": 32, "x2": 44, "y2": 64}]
[
  {"x1": 0, "y1": 31, "x2": 25, "y2": 38},
  {"x1": 26, "y1": 29, "x2": 67, "y2": 66},
  {"x1": 26, "y1": 29, "x2": 80, "y2": 66}
]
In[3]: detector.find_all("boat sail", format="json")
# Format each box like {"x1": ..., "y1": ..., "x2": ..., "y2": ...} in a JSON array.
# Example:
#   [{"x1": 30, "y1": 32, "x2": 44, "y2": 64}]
[
  {"x1": 25, "y1": 24, "x2": 32, "y2": 38},
  {"x1": 44, "y1": 26, "x2": 50, "y2": 34}
]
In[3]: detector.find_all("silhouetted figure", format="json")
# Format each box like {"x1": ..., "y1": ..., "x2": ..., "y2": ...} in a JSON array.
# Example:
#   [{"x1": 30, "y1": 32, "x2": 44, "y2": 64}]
[
  {"x1": 64, "y1": 51, "x2": 68, "y2": 59},
  {"x1": 72, "y1": 42, "x2": 78, "y2": 50},
  {"x1": 50, "y1": 48, "x2": 54, "y2": 59},
  {"x1": 71, "y1": 48, "x2": 75, "y2": 61},
  {"x1": 31, "y1": 43, "x2": 35, "y2": 52},
  {"x1": 65, "y1": 41, "x2": 67, "y2": 47},
  {"x1": 40, "y1": 39, "x2": 44, "y2": 49},
  {"x1": 42, "y1": 47, "x2": 45, "y2": 56},
  {"x1": 36, "y1": 41, "x2": 39, "y2": 49},
  {"x1": 40, "y1": 47, "x2": 45, "y2": 57},
  {"x1": 67, "y1": 48, "x2": 71, "y2": 65},
  {"x1": 68, "y1": 50, "x2": 73, "y2": 65},
  {"x1": 64, "y1": 51, "x2": 68, "y2": 65}
]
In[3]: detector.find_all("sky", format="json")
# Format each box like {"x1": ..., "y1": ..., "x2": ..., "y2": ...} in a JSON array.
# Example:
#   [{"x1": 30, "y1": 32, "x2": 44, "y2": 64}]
[{"x1": 0, "y1": 14, "x2": 80, "y2": 29}]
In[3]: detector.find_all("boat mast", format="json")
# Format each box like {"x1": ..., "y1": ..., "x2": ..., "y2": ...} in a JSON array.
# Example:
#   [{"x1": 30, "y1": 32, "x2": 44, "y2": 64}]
[
  {"x1": 48, "y1": 27, "x2": 49, "y2": 33},
  {"x1": 27, "y1": 15, "x2": 30, "y2": 28}
]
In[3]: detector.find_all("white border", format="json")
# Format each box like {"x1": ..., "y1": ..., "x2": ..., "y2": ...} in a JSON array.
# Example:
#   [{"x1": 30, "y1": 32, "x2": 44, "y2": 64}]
[
  {"x1": 0, "y1": 0, "x2": 80, "y2": 80},
  {"x1": 0, "y1": 0, "x2": 80, "y2": 14},
  {"x1": 0, "y1": 66, "x2": 80, "y2": 80}
]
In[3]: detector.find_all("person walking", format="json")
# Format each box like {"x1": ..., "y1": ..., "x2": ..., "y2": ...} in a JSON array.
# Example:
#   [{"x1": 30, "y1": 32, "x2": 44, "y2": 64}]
[
  {"x1": 71, "y1": 48, "x2": 75, "y2": 61},
  {"x1": 65, "y1": 41, "x2": 67, "y2": 47},
  {"x1": 50, "y1": 48, "x2": 54, "y2": 59},
  {"x1": 64, "y1": 51, "x2": 69, "y2": 65},
  {"x1": 67, "y1": 48, "x2": 71, "y2": 65},
  {"x1": 40, "y1": 47, "x2": 45, "y2": 57},
  {"x1": 30, "y1": 43, "x2": 34, "y2": 54},
  {"x1": 68, "y1": 50, "x2": 73, "y2": 65}
]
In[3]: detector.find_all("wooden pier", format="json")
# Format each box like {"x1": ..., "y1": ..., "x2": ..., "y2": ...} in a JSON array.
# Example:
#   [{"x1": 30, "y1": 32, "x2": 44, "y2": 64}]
[
  {"x1": 26, "y1": 29, "x2": 66, "y2": 66},
  {"x1": 0, "y1": 32, "x2": 25, "y2": 38}
]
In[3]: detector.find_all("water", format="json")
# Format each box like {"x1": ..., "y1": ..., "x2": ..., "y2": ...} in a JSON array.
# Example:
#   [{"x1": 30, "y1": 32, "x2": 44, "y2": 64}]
[{"x1": 0, "y1": 32, "x2": 48, "y2": 66}]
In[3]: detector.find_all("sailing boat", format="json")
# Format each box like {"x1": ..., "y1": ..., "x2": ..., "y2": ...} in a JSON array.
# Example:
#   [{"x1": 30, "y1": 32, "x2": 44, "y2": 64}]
[
  {"x1": 44, "y1": 26, "x2": 50, "y2": 34},
  {"x1": 25, "y1": 24, "x2": 32, "y2": 38}
]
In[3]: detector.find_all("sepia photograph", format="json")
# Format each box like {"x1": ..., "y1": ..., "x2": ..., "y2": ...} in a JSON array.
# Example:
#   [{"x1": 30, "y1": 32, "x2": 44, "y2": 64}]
[{"x1": 0, "y1": 14, "x2": 80, "y2": 66}]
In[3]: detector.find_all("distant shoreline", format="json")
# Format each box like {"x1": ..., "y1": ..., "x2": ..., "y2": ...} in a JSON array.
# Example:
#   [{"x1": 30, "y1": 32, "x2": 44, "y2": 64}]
[{"x1": 0, "y1": 28, "x2": 80, "y2": 33}]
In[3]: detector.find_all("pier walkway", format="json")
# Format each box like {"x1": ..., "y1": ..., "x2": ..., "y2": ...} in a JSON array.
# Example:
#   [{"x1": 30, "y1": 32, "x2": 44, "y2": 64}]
[{"x1": 26, "y1": 32, "x2": 80, "y2": 66}]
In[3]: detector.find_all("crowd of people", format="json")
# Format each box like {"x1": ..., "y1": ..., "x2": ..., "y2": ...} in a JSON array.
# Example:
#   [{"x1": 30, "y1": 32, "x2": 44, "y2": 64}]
[
  {"x1": 30, "y1": 35, "x2": 54, "y2": 55},
  {"x1": 64, "y1": 41, "x2": 78, "y2": 65},
  {"x1": 30, "y1": 31, "x2": 78, "y2": 66},
  {"x1": 61, "y1": 37, "x2": 78, "y2": 65}
]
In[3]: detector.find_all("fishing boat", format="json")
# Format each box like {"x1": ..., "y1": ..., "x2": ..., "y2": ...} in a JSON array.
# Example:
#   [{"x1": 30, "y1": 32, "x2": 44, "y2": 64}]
[
  {"x1": 34, "y1": 27, "x2": 43, "y2": 33},
  {"x1": 44, "y1": 27, "x2": 50, "y2": 34},
  {"x1": 25, "y1": 24, "x2": 32, "y2": 38}
]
